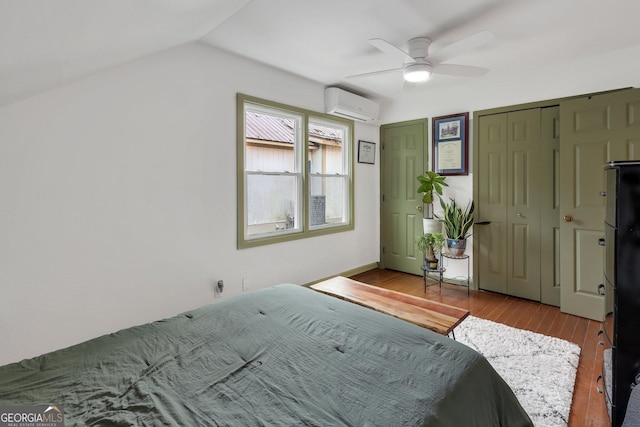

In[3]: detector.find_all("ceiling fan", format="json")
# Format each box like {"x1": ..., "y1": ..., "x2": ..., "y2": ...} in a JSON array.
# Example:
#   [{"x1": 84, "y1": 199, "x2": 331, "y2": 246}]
[{"x1": 347, "y1": 30, "x2": 494, "y2": 83}]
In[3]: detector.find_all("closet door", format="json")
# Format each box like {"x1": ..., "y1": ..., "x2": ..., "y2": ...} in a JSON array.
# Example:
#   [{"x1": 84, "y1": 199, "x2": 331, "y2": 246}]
[
  {"x1": 477, "y1": 114, "x2": 508, "y2": 293},
  {"x1": 477, "y1": 108, "x2": 542, "y2": 300},
  {"x1": 507, "y1": 109, "x2": 542, "y2": 300},
  {"x1": 540, "y1": 107, "x2": 561, "y2": 306}
]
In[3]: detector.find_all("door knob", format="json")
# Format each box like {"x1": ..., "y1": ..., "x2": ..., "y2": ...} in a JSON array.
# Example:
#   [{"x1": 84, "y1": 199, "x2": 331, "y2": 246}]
[
  {"x1": 416, "y1": 205, "x2": 423, "y2": 211},
  {"x1": 563, "y1": 215, "x2": 573, "y2": 222}
]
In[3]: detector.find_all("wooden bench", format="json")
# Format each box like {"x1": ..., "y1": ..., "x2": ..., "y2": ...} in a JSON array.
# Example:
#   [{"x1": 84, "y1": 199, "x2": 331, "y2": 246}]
[{"x1": 310, "y1": 276, "x2": 469, "y2": 336}]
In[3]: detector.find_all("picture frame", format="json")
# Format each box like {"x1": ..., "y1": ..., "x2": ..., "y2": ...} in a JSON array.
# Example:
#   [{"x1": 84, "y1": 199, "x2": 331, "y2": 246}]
[
  {"x1": 432, "y1": 112, "x2": 469, "y2": 176},
  {"x1": 358, "y1": 140, "x2": 376, "y2": 164}
]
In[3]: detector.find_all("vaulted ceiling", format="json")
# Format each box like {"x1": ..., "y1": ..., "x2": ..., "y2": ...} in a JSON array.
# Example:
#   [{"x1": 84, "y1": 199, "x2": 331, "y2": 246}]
[{"x1": 3, "y1": 0, "x2": 640, "y2": 110}]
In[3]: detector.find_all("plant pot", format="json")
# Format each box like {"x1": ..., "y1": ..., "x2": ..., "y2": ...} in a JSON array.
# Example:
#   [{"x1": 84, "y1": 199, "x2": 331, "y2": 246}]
[
  {"x1": 426, "y1": 258, "x2": 439, "y2": 270},
  {"x1": 423, "y1": 218, "x2": 442, "y2": 235},
  {"x1": 446, "y1": 238, "x2": 467, "y2": 257}
]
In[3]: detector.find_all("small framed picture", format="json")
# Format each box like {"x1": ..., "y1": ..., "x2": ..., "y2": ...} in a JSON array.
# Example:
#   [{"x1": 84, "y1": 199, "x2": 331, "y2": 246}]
[
  {"x1": 432, "y1": 112, "x2": 469, "y2": 176},
  {"x1": 358, "y1": 140, "x2": 376, "y2": 164}
]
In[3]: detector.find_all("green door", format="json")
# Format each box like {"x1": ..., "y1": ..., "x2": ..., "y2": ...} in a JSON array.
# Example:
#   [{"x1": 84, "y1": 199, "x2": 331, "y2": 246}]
[
  {"x1": 476, "y1": 113, "x2": 508, "y2": 293},
  {"x1": 476, "y1": 108, "x2": 543, "y2": 300},
  {"x1": 559, "y1": 88, "x2": 640, "y2": 320},
  {"x1": 380, "y1": 119, "x2": 427, "y2": 274},
  {"x1": 506, "y1": 108, "x2": 542, "y2": 300},
  {"x1": 540, "y1": 106, "x2": 561, "y2": 306}
]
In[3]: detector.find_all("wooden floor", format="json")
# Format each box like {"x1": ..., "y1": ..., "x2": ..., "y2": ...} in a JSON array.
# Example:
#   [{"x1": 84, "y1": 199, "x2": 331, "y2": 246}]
[{"x1": 350, "y1": 269, "x2": 609, "y2": 427}]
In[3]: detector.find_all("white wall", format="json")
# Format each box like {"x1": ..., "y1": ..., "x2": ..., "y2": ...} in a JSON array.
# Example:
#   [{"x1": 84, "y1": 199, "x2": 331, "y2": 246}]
[{"x1": 0, "y1": 43, "x2": 380, "y2": 365}]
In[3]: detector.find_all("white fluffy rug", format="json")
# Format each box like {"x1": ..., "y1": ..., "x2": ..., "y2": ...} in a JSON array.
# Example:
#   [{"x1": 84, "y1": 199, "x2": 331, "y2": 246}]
[{"x1": 454, "y1": 316, "x2": 581, "y2": 427}]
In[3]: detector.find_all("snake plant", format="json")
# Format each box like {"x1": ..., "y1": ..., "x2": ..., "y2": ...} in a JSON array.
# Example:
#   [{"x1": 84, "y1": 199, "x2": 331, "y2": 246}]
[{"x1": 437, "y1": 198, "x2": 474, "y2": 240}]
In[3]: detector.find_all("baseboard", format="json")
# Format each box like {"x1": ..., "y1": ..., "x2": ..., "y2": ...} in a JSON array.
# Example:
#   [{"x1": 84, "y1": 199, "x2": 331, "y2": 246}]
[
  {"x1": 340, "y1": 262, "x2": 379, "y2": 278},
  {"x1": 304, "y1": 262, "x2": 379, "y2": 287}
]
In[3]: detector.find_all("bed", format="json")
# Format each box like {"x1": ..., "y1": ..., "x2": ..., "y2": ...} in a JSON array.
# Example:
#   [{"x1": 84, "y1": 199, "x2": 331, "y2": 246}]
[{"x1": 0, "y1": 284, "x2": 532, "y2": 426}]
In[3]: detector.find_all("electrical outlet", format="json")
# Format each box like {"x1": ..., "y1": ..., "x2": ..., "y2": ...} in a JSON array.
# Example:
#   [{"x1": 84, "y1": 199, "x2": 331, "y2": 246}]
[
  {"x1": 214, "y1": 280, "x2": 224, "y2": 298},
  {"x1": 242, "y1": 277, "x2": 250, "y2": 292}
]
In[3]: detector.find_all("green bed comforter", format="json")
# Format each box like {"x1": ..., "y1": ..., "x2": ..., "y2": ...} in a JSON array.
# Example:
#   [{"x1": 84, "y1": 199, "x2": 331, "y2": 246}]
[{"x1": 0, "y1": 284, "x2": 532, "y2": 426}]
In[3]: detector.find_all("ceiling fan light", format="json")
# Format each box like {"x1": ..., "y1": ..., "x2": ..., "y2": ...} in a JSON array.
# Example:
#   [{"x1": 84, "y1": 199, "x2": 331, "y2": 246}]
[{"x1": 403, "y1": 63, "x2": 432, "y2": 82}]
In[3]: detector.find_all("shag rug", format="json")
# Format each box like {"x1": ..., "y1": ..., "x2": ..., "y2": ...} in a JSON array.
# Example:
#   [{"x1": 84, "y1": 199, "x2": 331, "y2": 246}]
[{"x1": 454, "y1": 316, "x2": 581, "y2": 427}]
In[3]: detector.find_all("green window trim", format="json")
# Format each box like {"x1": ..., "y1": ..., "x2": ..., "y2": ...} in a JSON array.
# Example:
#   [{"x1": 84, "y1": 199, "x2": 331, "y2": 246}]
[{"x1": 237, "y1": 93, "x2": 355, "y2": 249}]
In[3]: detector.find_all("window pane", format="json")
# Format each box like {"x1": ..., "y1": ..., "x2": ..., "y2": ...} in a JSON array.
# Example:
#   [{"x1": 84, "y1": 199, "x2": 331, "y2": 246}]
[
  {"x1": 246, "y1": 173, "x2": 300, "y2": 237},
  {"x1": 309, "y1": 175, "x2": 348, "y2": 227},
  {"x1": 308, "y1": 121, "x2": 345, "y2": 174},
  {"x1": 245, "y1": 110, "x2": 298, "y2": 172}
]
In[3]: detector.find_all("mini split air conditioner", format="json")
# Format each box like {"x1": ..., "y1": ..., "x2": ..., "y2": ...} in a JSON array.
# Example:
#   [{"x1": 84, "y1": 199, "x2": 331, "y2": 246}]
[{"x1": 324, "y1": 87, "x2": 379, "y2": 122}]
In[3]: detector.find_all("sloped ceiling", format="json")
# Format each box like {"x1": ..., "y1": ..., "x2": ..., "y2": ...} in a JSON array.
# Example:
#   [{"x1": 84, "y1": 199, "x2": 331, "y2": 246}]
[
  {"x1": 3, "y1": 0, "x2": 640, "y2": 109},
  {"x1": 0, "y1": 0, "x2": 251, "y2": 107}
]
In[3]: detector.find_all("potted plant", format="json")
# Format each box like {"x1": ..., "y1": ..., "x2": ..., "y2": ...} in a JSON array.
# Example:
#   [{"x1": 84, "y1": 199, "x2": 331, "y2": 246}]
[
  {"x1": 417, "y1": 171, "x2": 448, "y2": 234},
  {"x1": 417, "y1": 232, "x2": 445, "y2": 270},
  {"x1": 437, "y1": 198, "x2": 474, "y2": 256}
]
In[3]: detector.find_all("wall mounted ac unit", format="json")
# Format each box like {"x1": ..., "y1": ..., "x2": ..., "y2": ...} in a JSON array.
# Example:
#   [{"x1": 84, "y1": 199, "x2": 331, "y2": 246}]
[{"x1": 324, "y1": 87, "x2": 379, "y2": 122}]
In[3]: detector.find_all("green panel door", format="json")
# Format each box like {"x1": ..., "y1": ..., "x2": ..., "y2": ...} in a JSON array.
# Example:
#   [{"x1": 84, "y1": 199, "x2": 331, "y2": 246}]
[
  {"x1": 381, "y1": 119, "x2": 427, "y2": 274},
  {"x1": 560, "y1": 88, "x2": 640, "y2": 320},
  {"x1": 477, "y1": 113, "x2": 508, "y2": 293},
  {"x1": 540, "y1": 106, "x2": 561, "y2": 306},
  {"x1": 506, "y1": 108, "x2": 541, "y2": 300},
  {"x1": 477, "y1": 108, "x2": 543, "y2": 300}
]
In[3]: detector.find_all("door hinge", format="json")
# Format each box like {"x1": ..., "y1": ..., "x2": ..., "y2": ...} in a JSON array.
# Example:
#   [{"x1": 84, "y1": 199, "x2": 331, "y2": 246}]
[
  {"x1": 382, "y1": 194, "x2": 385, "y2": 202},
  {"x1": 382, "y1": 246, "x2": 385, "y2": 254}
]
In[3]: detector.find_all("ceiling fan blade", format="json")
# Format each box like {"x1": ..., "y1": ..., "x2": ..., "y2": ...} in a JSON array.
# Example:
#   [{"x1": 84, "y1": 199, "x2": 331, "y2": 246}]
[
  {"x1": 432, "y1": 63, "x2": 489, "y2": 77},
  {"x1": 369, "y1": 38, "x2": 414, "y2": 63},
  {"x1": 428, "y1": 30, "x2": 494, "y2": 64},
  {"x1": 345, "y1": 67, "x2": 402, "y2": 79}
]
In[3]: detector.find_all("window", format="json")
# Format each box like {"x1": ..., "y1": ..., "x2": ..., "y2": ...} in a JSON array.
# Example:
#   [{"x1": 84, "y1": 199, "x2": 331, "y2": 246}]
[
  {"x1": 237, "y1": 94, "x2": 354, "y2": 248},
  {"x1": 308, "y1": 118, "x2": 350, "y2": 229}
]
